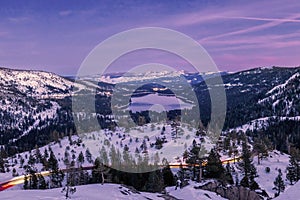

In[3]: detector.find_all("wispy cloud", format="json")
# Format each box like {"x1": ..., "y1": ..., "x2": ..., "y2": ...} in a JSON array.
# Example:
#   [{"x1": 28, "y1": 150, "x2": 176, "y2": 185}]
[
  {"x1": 59, "y1": 9, "x2": 98, "y2": 18},
  {"x1": 200, "y1": 13, "x2": 300, "y2": 42},
  {"x1": 227, "y1": 16, "x2": 300, "y2": 23},
  {"x1": 169, "y1": 10, "x2": 239, "y2": 27},
  {"x1": 203, "y1": 31, "x2": 300, "y2": 46},
  {"x1": 8, "y1": 17, "x2": 30, "y2": 23},
  {"x1": 59, "y1": 10, "x2": 73, "y2": 16},
  {"x1": 1, "y1": 0, "x2": 300, "y2": 74}
]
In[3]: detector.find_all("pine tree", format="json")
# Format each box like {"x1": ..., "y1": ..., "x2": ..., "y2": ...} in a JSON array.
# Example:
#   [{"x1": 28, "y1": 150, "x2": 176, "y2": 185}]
[
  {"x1": 77, "y1": 151, "x2": 84, "y2": 166},
  {"x1": 144, "y1": 170, "x2": 164, "y2": 192},
  {"x1": 62, "y1": 150, "x2": 76, "y2": 199},
  {"x1": 63, "y1": 164, "x2": 79, "y2": 198},
  {"x1": 240, "y1": 175, "x2": 249, "y2": 188},
  {"x1": 48, "y1": 150, "x2": 58, "y2": 170},
  {"x1": 223, "y1": 162, "x2": 234, "y2": 184},
  {"x1": 177, "y1": 163, "x2": 186, "y2": 182},
  {"x1": 64, "y1": 149, "x2": 70, "y2": 167},
  {"x1": 286, "y1": 155, "x2": 300, "y2": 185},
  {"x1": 235, "y1": 174, "x2": 239, "y2": 186},
  {"x1": 44, "y1": 148, "x2": 49, "y2": 159},
  {"x1": 29, "y1": 168, "x2": 38, "y2": 189},
  {"x1": 79, "y1": 170, "x2": 89, "y2": 185},
  {"x1": 20, "y1": 156, "x2": 25, "y2": 168},
  {"x1": 12, "y1": 168, "x2": 18, "y2": 177},
  {"x1": 186, "y1": 140, "x2": 202, "y2": 181},
  {"x1": 48, "y1": 150, "x2": 64, "y2": 188},
  {"x1": 35, "y1": 146, "x2": 42, "y2": 164},
  {"x1": 28, "y1": 153, "x2": 36, "y2": 166},
  {"x1": 205, "y1": 148, "x2": 225, "y2": 180},
  {"x1": 100, "y1": 146, "x2": 109, "y2": 165},
  {"x1": 162, "y1": 158, "x2": 175, "y2": 187},
  {"x1": 141, "y1": 151, "x2": 150, "y2": 172},
  {"x1": 142, "y1": 139, "x2": 148, "y2": 153},
  {"x1": 92, "y1": 157, "x2": 109, "y2": 184},
  {"x1": 253, "y1": 137, "x2": 268, "y2": 165},
  {"x1": 135, "y1": 147, "x2": 140, "y2": 155},
  {"x1": 23, "y1": 174, "x2": 29, "y2": 190},
  {"x1": 0, "y1": 156, "x2": 5, "y2": 173},
  {"x1": 239, "y1": 139, "x2": 258, "y2": 190},
  {"x1": 122, "y1": 148, "x2": 132, "y2": 171},
  {"x1": 85, "y1": 148, "x2": 93, "y2": 163},
  {"x1": 37, "y1": 173, "x2": 47, "y2": 189},
  {"x1": 0, "y1": 147, "x2": 7, "y2": 159},
  {"x1": 273, "y1": 169, "x2": 285, "y2": 197},
  {"x1": 109, "y1": 145, "x2": 117, "y2": 168}
]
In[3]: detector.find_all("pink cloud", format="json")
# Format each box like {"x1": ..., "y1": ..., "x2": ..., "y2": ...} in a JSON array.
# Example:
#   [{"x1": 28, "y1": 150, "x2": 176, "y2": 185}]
[
  {"x1": 200, "y1": 13, "x2": 300, "y2": 42},
  {"x1": 227, "y1": 16, "x2": 300, "y2": 23}
]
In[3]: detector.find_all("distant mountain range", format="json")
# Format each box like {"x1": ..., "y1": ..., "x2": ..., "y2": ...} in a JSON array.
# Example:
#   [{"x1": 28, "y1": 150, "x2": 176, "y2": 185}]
[{"x1": 0, "y1": 66, "x2": 300, "y2": 154}]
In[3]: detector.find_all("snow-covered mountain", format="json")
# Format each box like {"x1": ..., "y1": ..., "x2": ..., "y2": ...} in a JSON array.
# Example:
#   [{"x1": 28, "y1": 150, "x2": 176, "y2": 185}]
[
  {"x1": 81, "y1": 70, "x2": 226, "y2": 85},
  {"x1": 1, "y1": 66, "x2": 300, "y2": 151},
  {"x1": 1, "y1": 66, "x2": 300, "y2": 199},
  {"x1": 0, "y1": 67, "x2": 84, "y2": 98},
  {"x1": 259, "y1": 72, "x2": 300, "y2": 116},
  {"x1": 0, "y1": 67, "x2": 98, "y2": 149}
]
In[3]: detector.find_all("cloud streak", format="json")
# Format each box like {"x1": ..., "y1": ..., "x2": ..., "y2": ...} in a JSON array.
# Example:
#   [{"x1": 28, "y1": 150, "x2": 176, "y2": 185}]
[
  {"x1": 0, "y1": 1, "x2": 300, "y2": 74},
  {"x1": 227, "y1": 16, "x2": 300, "y2": 23},
  {"x1": 200, "y1": 13, "x2": 300, "y2": 42}
]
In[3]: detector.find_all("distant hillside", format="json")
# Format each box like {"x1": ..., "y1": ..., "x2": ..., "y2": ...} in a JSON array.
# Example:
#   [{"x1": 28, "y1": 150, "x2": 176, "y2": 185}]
[{"x1": 1, "y1": 66, "x2": 300, "y2": 154}]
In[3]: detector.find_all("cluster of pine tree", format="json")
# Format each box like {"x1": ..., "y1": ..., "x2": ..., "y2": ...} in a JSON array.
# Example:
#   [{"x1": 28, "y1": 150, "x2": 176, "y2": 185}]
[
  {"x1": 286, "y1": 154, "x2": 300, "y2": 185},
  {"x1": 90, "y1": 144, "x2": 175, "y2": 193},
  {"x1": 273, "y1": 169, "x2": 285, "y2": 197},
  {"x1": 238, "y1": 138, "x2": 259, "y2": 190},
  {"x1": 181, "y1": 139, "x2": 234, "y2": 186},
  {"x1": 22, "y1": 146, "x2": 66, "y2": 190}
]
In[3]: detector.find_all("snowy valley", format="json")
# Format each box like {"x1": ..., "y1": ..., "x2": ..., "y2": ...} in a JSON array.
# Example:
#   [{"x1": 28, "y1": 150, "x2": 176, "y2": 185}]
[{"x1": 1, "y1": 66, "x2": 300, "y2": 199}]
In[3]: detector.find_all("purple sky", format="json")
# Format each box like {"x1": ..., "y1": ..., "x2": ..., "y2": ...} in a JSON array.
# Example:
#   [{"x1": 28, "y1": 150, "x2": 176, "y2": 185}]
[{"x1": 0, "y1": 0, "x2": 300, "y2": 75}]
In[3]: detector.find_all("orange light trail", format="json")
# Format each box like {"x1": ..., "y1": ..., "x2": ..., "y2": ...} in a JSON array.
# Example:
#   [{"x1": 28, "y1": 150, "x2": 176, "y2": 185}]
[{"x1": 0, "y1": 157, "x2": 241, "y2": 192}]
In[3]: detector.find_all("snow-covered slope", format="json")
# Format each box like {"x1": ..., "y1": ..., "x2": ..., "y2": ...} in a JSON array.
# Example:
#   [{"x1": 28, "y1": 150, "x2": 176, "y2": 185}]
[
  {"x1": 0, "y1": 67, "x2": 84, "y2": 98},
  {"x1": 82, "y1": 70, "x2": 225, "y2": 85},
  {"x1": 258, "y1": 72, "x2": 300, "y2": 116},
  {"x1": 265, "y1": 72, "x2": 300, "y2": 97},
  {"x1": 224, "y1": 70, "x2": 300, "y2": 133},
  {"x1": 275, "y1": 180, "x2": 300, "y2": 200},
  {"x1": 253, "y1": 151, "x2": 290, "y2": 198},
  {"x1": 0, "y1": 184, "x2": 164, "y2": 200},
  {"x1": 228, "y1": 116, "x2": 300, "y2": 133},
  {"x1": 96, "y1": 70, "x2": 186, "y2": 84},
  {"x1": 0, "y1": 182, "x2": 227, "y2": 200},
  {"x1": 3, "y1": 122, "x2": 208, "y2": 178},
  {"x1": 0, "y1": 67, "x2": 100, "y2": 145},
  {"x1": 167, "y1": 181, "x2": 226, "y2": 200}
]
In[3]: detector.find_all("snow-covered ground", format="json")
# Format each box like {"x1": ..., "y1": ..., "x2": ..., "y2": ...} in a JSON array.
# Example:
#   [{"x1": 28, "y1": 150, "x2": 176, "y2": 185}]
[
  {"x1": 253, "y1": 150, "x2": 290, "y2": 198},
  {"x1": 167, "y1": 181, "x2": 226, "y2": 200},
  {"x1": 1, "y1": 122, "x2": 210, "y2": 183},
  {"x1": 0, "y1": 184, "x2": 164, "y2": 200},
  {"x1": 0, "y1": 182, "x2": 227, "y2": 200},
  {"x1": 1, "y1": 130, "x2": 297, "y2": 199},
  {"x1": 275, "y1": 180, "x2": 300, "y2": 200}
]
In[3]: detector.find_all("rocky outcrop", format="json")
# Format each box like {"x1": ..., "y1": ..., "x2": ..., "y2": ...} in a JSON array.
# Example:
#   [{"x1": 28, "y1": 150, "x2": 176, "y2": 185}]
[{"x1": 196, "y1": 181, "x2": 265, "y2": 200}]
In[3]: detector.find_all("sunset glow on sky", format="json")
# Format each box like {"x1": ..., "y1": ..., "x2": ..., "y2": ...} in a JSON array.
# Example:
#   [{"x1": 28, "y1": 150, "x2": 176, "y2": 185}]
[{"x1": 0, "y1": 0, "x2": 300, "y2": 75}]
